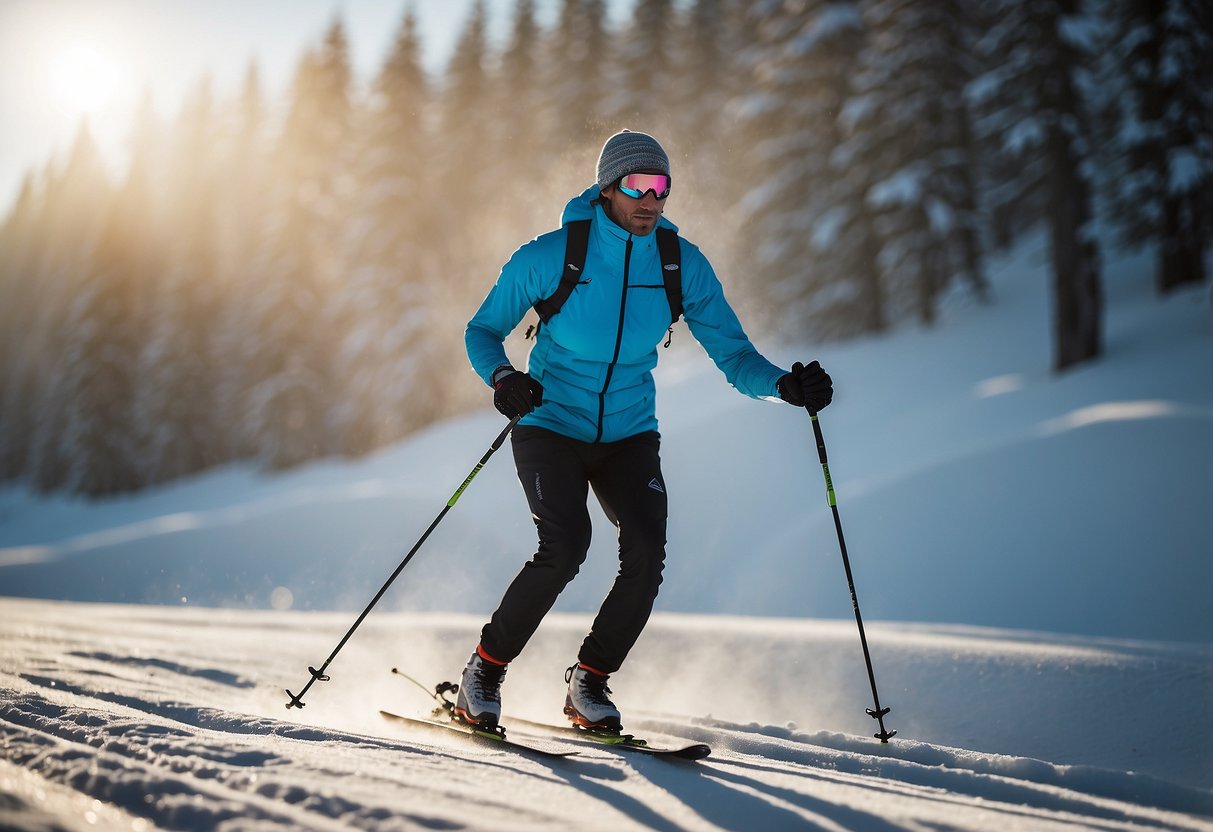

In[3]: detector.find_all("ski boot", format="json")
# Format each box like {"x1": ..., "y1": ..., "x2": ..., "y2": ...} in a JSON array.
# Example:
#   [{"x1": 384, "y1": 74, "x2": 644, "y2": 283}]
[
  {"x1": 564, "y1": 663, "x2": 622, "y2": 733},
  {"x1": 455, "y1": 648, "x2": 507, "y2": 730}
]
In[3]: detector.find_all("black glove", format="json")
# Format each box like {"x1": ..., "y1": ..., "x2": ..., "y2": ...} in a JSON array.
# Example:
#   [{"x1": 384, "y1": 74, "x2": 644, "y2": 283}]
[
  {"x1": 493, "y1": 368, "x2": 544, "y2": 419},
  {"x1": 777, "y1": 360, "x2": 833, "y2": 412}
]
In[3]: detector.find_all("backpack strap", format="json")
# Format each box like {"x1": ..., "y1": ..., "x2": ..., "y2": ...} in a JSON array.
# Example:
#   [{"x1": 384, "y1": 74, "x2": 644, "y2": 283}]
[
  {"x1": 526, "y1": 220, "x2": 685, "y2": 345},
  {"x1": 655, "y1": 226, "x2": 683, "y2": 325},
  {"x1": 533, "y1": 219, "x2": 591, "y2": 325}
]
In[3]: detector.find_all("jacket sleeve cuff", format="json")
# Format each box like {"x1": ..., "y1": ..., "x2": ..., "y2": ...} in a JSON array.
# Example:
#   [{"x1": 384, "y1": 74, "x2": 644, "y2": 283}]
[{"x1": 491, "y1": 365, "x2": 517, "y2": 386}]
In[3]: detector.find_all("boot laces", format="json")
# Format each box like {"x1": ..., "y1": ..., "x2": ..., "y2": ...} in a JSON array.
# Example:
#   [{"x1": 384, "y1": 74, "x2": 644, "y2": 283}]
[
  {"x1": 576, "y1": 670, "x2": 614, "y2": 707},
  {"x1": 472, "y1": 661, "x2": 506, "y2": 703}
]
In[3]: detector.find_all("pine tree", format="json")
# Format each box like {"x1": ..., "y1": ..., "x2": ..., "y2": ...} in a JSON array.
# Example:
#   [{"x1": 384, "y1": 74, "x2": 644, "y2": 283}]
[
  {"x1": 25, "y1": 124, "x2": 115, "y2": 492},
  {"x1": 244, "y1": 196, "x2": 329, "y2": 470},
  {"x1": 245, "y1": 24, "x2": 354, "y2": 470},
  {"x1": 0, "y1": 175, "x2": 43, "y2": 481},
  {"x1": 213, "y1": 63, "x2": 272, "y2": 463},
  {"x1": 1104, "y1": 0, "x2": 1212, "y2": 293},
  {"x1": 547, "y1": 0, "x2": 611, "y2": 152},
  {"x1": 668, "y1": 0, "x2": 747, "y2": 271},
  {"x1": 610, "y1": 0, "x2": 676, "y2": 128},
  {"x1": 312, "y1": 19, "x2": 356, "y2": 278},
  {"x1": 473, "y1": 0, "x2": 550, "y2": 254},
  {"x1": 675, "y1": 0, "x2": 730, "y2": 145},
  {"x1": 58, "y1": 148, "x2": 159, "y2": 496},
  {"x1": 333, "y1": 8, "x2": 446, "y2": 455},
  {"x1": 439, "y1": 0, "x2": 491, "y2": 204},
  {"x1": 138, "y1": 80, "x2": 225, "y2": 484},
  {"x1": 435, "y1": 1, "x2": 503, "y2": 322},
  {"x1": 490, "y1": 0, "x2": 551, "y2": 240},
  {"x1": 971, "y1": 0, "x2": 1102, "y2": 371},
  {"x1": 841, "y1": 0, "x2": 986, "y2": 328},
  {"x1": 735, "y1": 1, "x2": 886, "y2": 339},
  {"x1": 810, "y1": 0, "x2": 888, "y2": 337},
  {"x1": 497, "y1": 0, "x2": 542, "y2": 144}
]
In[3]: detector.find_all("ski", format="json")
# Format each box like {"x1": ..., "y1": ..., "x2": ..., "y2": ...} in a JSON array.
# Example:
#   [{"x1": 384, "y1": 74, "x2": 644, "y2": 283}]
[
  {"x1": 378, "y1": 710, "x2": 579, "y2": 759},
  {"x1": 505, "y1": 715, "x2": 711, "y2": 761},
  {"x1": 386, "y1": 667, "x2": 709, "y2": 761}
]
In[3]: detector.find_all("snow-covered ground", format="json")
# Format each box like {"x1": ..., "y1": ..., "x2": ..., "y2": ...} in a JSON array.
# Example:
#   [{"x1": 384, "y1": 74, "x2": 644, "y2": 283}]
[
  {"x1": 3, "y1": 600, "x2": 1212, "y2": 831},
  {"x1": 1, "y1": 234, "x2": 1211, "y2": 829}
]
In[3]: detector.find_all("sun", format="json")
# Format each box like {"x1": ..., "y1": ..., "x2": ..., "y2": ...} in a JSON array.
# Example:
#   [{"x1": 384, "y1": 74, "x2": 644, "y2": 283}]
[{"x1": 50, "y1": 41, "x2": 125, "y2": 115}]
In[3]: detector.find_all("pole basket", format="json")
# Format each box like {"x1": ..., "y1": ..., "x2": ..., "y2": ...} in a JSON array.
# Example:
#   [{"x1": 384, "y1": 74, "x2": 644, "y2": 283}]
[
  {"x1": 285, "y1": 666, "x2": 331, "y2": 709},
  {"x1": 867, "y1": 706, "x2": 896, "y2": 742}
]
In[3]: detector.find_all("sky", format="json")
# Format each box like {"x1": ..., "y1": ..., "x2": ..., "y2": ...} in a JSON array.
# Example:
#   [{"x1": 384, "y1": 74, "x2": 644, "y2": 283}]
[{"x1": 0, "y1": 0, "x2": 640, "y2": 213}]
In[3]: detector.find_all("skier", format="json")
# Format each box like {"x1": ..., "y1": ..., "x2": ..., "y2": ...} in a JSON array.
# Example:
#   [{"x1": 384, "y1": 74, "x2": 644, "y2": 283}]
[{"x1": 457, "y1": 129, "x2": 833, "y2": 733}]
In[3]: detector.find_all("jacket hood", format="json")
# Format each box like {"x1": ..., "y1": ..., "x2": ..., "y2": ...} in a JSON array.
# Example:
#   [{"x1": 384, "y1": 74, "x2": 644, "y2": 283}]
[{"x1": 560, "y1": 184, "x2": 679, "y2": 234}]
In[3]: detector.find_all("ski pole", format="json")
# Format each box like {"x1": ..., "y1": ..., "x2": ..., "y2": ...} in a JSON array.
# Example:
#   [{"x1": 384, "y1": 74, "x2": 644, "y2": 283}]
[
  {"x1": 286, "y1": 415, "x2": 522, "y2": 709},
  {"x1": 805, "y1": 408, "x2": 895, "y2": 742}
]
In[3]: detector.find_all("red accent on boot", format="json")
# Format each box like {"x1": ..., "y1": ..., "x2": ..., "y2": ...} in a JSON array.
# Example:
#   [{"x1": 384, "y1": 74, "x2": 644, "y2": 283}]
[{"x1": 477, "y1": 644, "x2": 508, "y2": 666}]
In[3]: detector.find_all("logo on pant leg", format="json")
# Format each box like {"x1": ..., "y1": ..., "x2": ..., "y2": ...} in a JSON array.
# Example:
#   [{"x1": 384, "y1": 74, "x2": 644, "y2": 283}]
[
  {"x1": 647, "y1": 477, "x2": 665, "y2": 493},
  {"x1": 534, "y1": 472, "x2": 544, "y2": 502}
]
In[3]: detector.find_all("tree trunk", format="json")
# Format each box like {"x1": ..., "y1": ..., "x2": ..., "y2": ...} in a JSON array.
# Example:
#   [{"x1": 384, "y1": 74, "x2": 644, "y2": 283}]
[
  {"x1": 1158, "y1": 193, "x2": 1207, "y2": 293},
  {"x1": 1048, "y1": 145, "x2": 1102, "y2": 372},
  {"x1": 956, "y1": 113, "x2": 990, "y2": 302},
  {"x1": 919, "y1": 228, "x2": 942, "y2": 327},
  {"x1": 857, "y1": 222, "x2": 886, "y2": 334},
  {"x1": 1045, "y1": 0, "x2": 1101, "y2": 372}
]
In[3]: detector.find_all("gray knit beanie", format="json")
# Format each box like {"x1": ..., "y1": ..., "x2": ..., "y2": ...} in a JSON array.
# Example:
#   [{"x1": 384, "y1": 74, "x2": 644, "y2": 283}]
[{"x1": 596, "y1": 130, "x2": 671, "y2": 190}]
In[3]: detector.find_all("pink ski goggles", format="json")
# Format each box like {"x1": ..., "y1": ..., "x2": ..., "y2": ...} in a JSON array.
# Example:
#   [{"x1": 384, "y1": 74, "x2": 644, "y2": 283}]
[{"x1": 616, "y1": 172, "x2": 671, "y2": 200}]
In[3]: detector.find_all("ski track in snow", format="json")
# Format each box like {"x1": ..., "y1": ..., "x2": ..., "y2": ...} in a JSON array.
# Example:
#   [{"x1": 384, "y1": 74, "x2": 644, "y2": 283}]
[{"x1": 2, "y1": 599, "x2": 1211, "y2": 832}]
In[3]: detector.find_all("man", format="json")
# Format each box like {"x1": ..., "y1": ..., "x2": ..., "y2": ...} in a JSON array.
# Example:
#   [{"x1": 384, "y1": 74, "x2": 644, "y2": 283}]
[{"x1": 458, "y1": 130, "x2": 833, "y2": 733}]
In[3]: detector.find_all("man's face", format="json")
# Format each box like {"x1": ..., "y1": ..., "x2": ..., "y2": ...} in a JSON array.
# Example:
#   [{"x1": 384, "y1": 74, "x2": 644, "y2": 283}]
[{"x1": 601, "y1": 171, "x2": 668, "y2": 237}]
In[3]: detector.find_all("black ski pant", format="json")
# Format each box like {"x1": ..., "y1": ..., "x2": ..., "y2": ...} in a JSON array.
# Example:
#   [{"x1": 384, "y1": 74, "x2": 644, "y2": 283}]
[{"x1": 479, "y1": 426, "x2": 667, "y2": 674}]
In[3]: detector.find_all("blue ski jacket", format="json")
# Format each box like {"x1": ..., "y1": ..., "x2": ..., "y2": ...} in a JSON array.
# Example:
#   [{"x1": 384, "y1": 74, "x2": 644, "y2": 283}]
[{"x1": 466, "y1": 185, "x2": 786, "y2": 443}]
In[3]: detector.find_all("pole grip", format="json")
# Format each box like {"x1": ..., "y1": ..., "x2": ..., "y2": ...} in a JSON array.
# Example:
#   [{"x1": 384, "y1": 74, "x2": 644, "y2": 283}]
[
  {"x1": 809, "y1": 409, "x2": 828, "y2": 460},
  {"x1": 807, "y1": 408, "x2": 837, "y2": 506}
]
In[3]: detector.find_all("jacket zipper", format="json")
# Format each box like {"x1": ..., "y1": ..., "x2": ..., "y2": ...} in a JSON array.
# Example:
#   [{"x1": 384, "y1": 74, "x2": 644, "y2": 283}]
[{"x1": 595, "y1": 236, "x2": 632, "y2": 443}]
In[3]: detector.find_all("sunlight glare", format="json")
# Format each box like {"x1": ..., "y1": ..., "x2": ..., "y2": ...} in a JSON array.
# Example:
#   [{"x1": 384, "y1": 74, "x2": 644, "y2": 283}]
[{"x1": 51, "y1": 42, "x2": 125, "y2": 115}]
